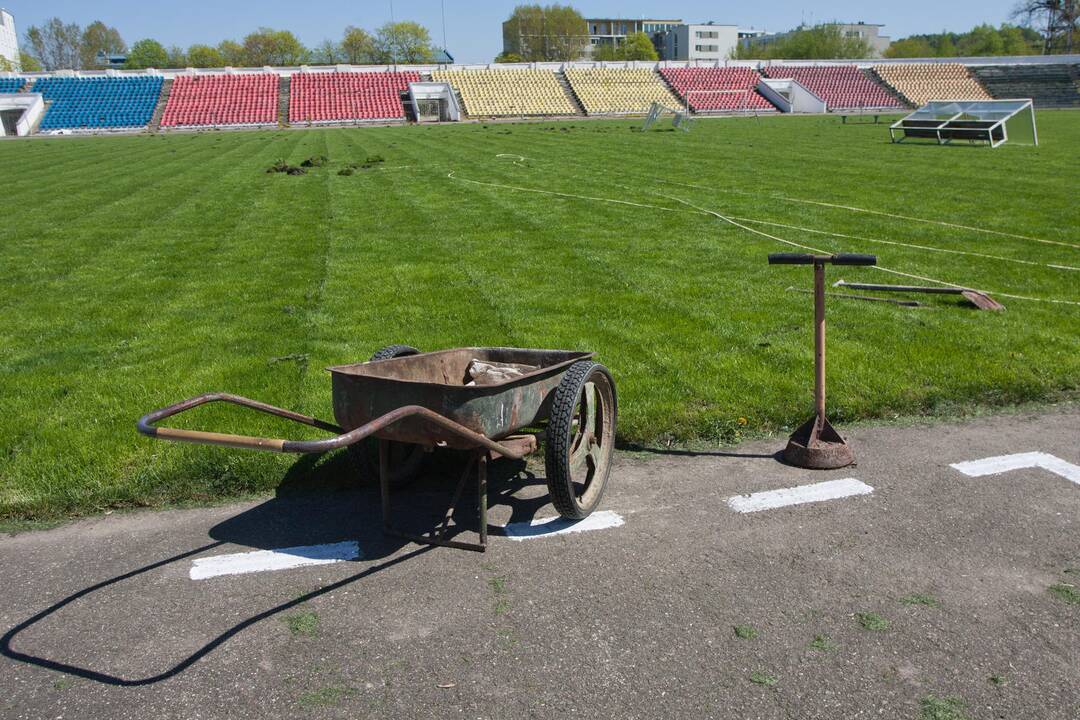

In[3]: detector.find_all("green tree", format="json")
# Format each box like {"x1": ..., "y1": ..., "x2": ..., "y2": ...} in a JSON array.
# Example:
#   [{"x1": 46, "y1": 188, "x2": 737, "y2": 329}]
[
  {"x1": 737, "y1": 23, "x2": 872, "y2": 59},
  {"x1": 24, "y1": 18, "x2": 82, "y2": 70},
  {"x1": 242, "y1": 28, "x2": 308, "y2": 66},
  {"x1": 502, "y1": 4, "x2": 588, "y2": 61},
  {"x1": 312, "y1": 39, "x2": 343, "y2": 64},
  {"x1": 217, "y1": 40, "x2": 245, "y2": 66},
  {"x1": 19, "y1": 51, "x2": 44, "y2": 71},
  {"x1": 593, "y1": 31, "x2": 656, "y2": 60},
  {"x1": 80, "y1": 21, "x2": 125, "y2": 68},
  {"x1": 125, "y1": 38, "x2": 168, "y2": 69},
  {"x1": 958, "y1": 24, "x2": 1006, "y2": 55},
  {"x1": 165, "y1": 45, "x2": 188, "y2": 68},
  {"x1": 187, "y1": 44, "x2": 225, "y2": 68},
  {"x1": 341, "y1": 26, "x2": 378, "y2": 64},
  {"x1": 494, "y1": 51, "x2": 525, "y2": 63},
  {"x1": 884, "y1": 37, "x2": 935, "y2": 58},
  {"x1": 374, "y1": 21, "x2": 434, "y2": 63}
]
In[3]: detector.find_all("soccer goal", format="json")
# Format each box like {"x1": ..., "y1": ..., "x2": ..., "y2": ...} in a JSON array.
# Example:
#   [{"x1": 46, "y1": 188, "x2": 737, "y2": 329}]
[
  {"x1": 642, "y1": 102, "x2": 692, "y2": 132},
  {"x1": 889, "y1": 99, "x2": 1037, "y2": 148}
]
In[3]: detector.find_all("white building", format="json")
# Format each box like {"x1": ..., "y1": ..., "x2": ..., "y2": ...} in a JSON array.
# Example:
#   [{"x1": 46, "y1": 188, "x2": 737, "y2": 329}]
[
  {"x1": 0, "y1": 8, "x2": 19, "y2": 71},
  {"x1": 663, "y1": 23, "x2": 739, "y2": 62}
]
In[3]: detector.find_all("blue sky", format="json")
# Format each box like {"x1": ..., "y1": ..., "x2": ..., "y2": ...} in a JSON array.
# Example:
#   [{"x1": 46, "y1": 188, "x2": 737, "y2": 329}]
[{"x1": 5, "y1": 1, "x2": 1021, "y2": 64}]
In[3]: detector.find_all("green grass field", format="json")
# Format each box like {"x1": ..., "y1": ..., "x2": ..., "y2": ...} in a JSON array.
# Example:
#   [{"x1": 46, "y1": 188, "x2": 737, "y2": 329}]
[{"x1": 2, "y1": 112, "x2": 1078, "y2": 521}]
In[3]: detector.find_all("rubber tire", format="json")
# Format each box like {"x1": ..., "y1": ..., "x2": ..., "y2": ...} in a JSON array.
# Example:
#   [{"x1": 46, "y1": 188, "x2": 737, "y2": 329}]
[
  {"x1": 354, "y1": 344, "x2": 427, "y2": 486},
  {"x1": 544, "y1": 361, "x2": 617, "y2": 520}
]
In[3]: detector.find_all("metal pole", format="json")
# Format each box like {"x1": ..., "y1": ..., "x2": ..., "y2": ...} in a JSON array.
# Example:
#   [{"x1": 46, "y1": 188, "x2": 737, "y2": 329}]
[{"x1": 814, "y1": 261, "x2": 826, "y2": 425}]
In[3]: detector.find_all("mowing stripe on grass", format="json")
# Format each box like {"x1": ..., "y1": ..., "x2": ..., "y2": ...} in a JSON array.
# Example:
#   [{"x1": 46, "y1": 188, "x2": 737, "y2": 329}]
[
  {"x1": 728, "y1": 479, "x2": 874, "y2": 513},
  {"x1": 190, "y1": 541, "x2": 360, "y2": 580},
  {"x1": 501, "y1": 511, "x2": 625, "y2": 540},
  {"x1": 950, "y1": 452, "x2": 1080, "y2": 485}
]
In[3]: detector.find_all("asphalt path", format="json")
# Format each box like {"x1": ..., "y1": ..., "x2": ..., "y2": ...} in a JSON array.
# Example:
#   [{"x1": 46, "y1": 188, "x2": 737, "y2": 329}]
[{"x1": 2, "y1": 407, "x2": 1078, "y2": 719}]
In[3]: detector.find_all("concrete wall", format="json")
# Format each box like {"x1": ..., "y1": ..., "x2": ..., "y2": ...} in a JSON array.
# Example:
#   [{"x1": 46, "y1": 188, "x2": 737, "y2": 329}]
[
  {"x1": 0, "y1": 9, "x2": 19, "y2": 71},
  {"x1": 665, "y1": 25, "x2": 739, "y2": 62}
]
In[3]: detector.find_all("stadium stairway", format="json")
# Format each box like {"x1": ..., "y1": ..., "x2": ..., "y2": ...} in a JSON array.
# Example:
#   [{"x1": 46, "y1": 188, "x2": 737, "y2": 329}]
[
  {"x1": 556, "y1": 71, "x2": 587, "y2": 116},
  {"x1": 278, "y1": 75, "x2": 290, "y2": 127},
  {"x1": 148, "y1": 78, "x2": 173, "y2": 132},
  {"x1": 971, "y1": 63, "x2": 1080, "y2": 109}
]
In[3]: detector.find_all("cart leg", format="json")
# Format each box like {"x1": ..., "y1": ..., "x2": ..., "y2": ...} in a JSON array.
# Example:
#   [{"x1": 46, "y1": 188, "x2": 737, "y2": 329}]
[
  {"x1": 478, "y1": 450, "x2": 489, "y2": 550},
  {"x1": 378, "y1": 439, "x2": 392, "y2": 533}
]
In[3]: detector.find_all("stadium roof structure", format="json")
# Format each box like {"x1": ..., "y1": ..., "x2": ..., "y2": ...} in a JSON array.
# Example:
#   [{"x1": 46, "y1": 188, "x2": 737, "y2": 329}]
[{"x1": 889, "y1": 99, "x2": 1037, "y2": 148}]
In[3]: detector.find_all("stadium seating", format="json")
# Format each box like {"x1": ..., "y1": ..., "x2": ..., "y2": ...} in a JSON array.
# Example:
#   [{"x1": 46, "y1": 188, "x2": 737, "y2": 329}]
[
  {"x1": 564, "y1": 67, "x2": 682, "y2": 115},
  {"x1": 971, "y1": 64, "x2": 1080, "y2": 109},
  {"x1": 34, "y1": 76, "x2": 163, "y2": 130},
  {"x1": 659, "y1": 67, "x2": 777, "y2": 113},
  {"x1": 161, "y1": 74, "x2": 278, "y2": 128},
  {"x1": 289, "y1": 71, "x2": 418, "y2": 123},
  {"x1": 432, "y1": 68, "x2": 579, "y2": 117},
  {"x1": 0, "y1": 78, "x2": 26, "y2": 93},
  {"x1": 762, "y1": 65, "x2": 902, "y2": 110},
  {"x1": 873, "y1": 63, "x2": 991, "y2": 106}
]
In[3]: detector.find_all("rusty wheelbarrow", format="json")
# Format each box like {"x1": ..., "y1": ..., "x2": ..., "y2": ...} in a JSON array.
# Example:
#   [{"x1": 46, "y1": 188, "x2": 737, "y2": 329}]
[{"x1": 138, "y1": 346, "x2": 617, "y2": 552}]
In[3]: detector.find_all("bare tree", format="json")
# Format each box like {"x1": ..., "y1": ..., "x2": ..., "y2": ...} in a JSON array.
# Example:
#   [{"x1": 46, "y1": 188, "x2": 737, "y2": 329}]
[
  {"x1": 24, "y1": 17, "x2": 83, "y2": 70},
  {"x1": 1013, "y1": 0, "x2": 1078, "y2": 53}
]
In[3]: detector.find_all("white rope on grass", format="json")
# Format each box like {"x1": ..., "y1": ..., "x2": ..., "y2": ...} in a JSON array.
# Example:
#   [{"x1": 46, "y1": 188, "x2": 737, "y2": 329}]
[
  {"x1": 448, "y1": 170, "x2": 688, "y2": 214},
  {"x1": 446, "y1": 168, "x2": 1080, "y2": 307},
  {"x1": 660, "y1": 191, "x2": 1080, "y2": 306},
  {"x1": 727, "y1": 216, "x2": 1079, "y2": 272},
  {"x1": 657, "y1": 178, "x2": 1080, "y2": 251}
]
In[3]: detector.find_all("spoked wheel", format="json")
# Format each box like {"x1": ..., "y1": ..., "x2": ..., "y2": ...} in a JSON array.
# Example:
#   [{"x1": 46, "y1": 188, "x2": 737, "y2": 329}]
[
  {"x1": 544, "y1": 361, "x2": 617, "y2": 520},
  {"x1": 354, "y1": 344, "x2": 428, "y2": 487}
]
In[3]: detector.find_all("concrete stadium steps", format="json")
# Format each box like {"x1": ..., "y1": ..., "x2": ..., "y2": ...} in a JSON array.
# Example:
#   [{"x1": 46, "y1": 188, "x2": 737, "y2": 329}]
[
  {"x1": 972, "y1": 64, "x2": 1080, "y2": 109},
  {"x1": 861, "y1": 67, "x2": 909, "y2": 109},
  {"x1": 278, "y1": 75, "x2": 290, "y2": 127},
  {"x1": 149, "y1": 78, "x2": 173, "y2": 132},
  {"x1": 556, "y1": 71, "x2": 587, "y2": 116}
]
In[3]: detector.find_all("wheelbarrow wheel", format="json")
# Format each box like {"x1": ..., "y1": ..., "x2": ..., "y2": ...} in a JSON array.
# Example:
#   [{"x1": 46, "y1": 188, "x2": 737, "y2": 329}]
[
  {"x1": 545, "y1": 361, "x2": 617, "y2": 520},
  {"x1": 353, "y1": 344, "x2": 428, "y2": 487}
]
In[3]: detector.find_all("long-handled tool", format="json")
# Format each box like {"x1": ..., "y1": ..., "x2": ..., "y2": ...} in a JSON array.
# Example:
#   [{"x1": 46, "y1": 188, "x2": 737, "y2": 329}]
[
  {"x1": 770, "y1": 253, "x2": 878, "y2": 469},
  {"x1": 833, "y1": 280, "x2": 1005, "y2": 311}
]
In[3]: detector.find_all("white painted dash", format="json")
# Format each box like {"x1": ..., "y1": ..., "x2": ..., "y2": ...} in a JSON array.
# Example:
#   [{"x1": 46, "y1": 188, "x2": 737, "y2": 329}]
[
  {"x1": 727, "y1": 478, "x2": 874, "y2": 514},
  {"x1": 950, "y1": 452, "x2": 1080, "y2": 485},
  {"x1": 501, "y1": 510, "x2": 624, "y2": 540},
  {"x1": 190, "y1": 541, "x2": 360, "y2": 580}
]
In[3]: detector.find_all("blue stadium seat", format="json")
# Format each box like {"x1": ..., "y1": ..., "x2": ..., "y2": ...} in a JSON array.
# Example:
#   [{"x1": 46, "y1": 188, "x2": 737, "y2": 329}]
[
  {"x1": 34, "y1": 76, "x2": 164, "y2": 130},
  {"x1": 0, "y1": 78, "x2": 26, "y2": 93}
]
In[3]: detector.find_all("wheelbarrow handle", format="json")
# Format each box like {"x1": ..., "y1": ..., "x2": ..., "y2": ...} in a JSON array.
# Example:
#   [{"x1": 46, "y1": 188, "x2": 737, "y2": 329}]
[{"x1": 137, "y1": 393, "x2": 528, "y2": 459}]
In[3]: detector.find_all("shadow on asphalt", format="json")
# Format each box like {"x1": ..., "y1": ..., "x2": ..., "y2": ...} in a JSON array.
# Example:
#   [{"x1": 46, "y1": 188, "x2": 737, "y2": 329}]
[
  {"x1": 618, "y1": 442, "x2": 785, "y2": 462},
  {"x1": 0, "y1": 450, "x2": 548, "y2": 686}
]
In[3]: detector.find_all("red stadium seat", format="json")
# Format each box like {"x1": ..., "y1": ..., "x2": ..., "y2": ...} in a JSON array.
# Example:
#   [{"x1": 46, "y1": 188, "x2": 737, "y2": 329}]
[
  {"x1": 760, "y1": 65, "x2": 902, "y2": 110},
  {"x1": 288, "y1": 71, "x2": 418, "y2": 123},
  {"x1": 659, "y1": 67, "x2": 778, "y2": 113},
  {"x1": 160, "y1": 74, "x2": 279, "y2": 128}
]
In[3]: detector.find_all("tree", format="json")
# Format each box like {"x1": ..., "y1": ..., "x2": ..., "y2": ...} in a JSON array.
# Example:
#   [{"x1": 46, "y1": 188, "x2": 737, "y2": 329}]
[
  {"x1": 24, "y1": 18, "x2": 82, "y2": 70},
  {"x1": 125, "y1": 39, "x2": 168, "y2": 69},
  {"x1": 737, "y1": 23, "x2": 872, "y2": 59},
  {"x1": 342, "y1": 26, "x2": 378, "y2": 64},
  {"x1": 217, "y1": 40, "x2": 245, "y2": 66},
  {"x1": 593, "y1": 31, "x2": 657, "y2": 61},
  {"x1": 166, "y1": 45, "x2": 188, "y2": 68},
  {"x1": 242, "y1": 28, "x2": 309, "y2": 66},
  {"x1": 20, "y1": 51, "x2": 44, "y2": 71},
  {"x1": 187, "y1": 44, "x2": 225, "y2": 68},
  {"x1": 1013, "y1": 0, "x2": 1078, "y2": 53},
  {"x1": 503, "y1": 4, "x2": 588, "y2": 62},
  {"x1": 884, "y1": 37, "x2": 936, "y2": 58},
  {"x1": 494, "y1": 51, "x2": 525, "y2": 63},
  {"x1": 80, "y1": 21, "x2": 125, "y2": 68},
  {"x1": 312, "y1": 39, "x2": 343, "y2": 65},
  {"x1": 374, "y1": 21, "x2": 434, "y2": 63}
]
